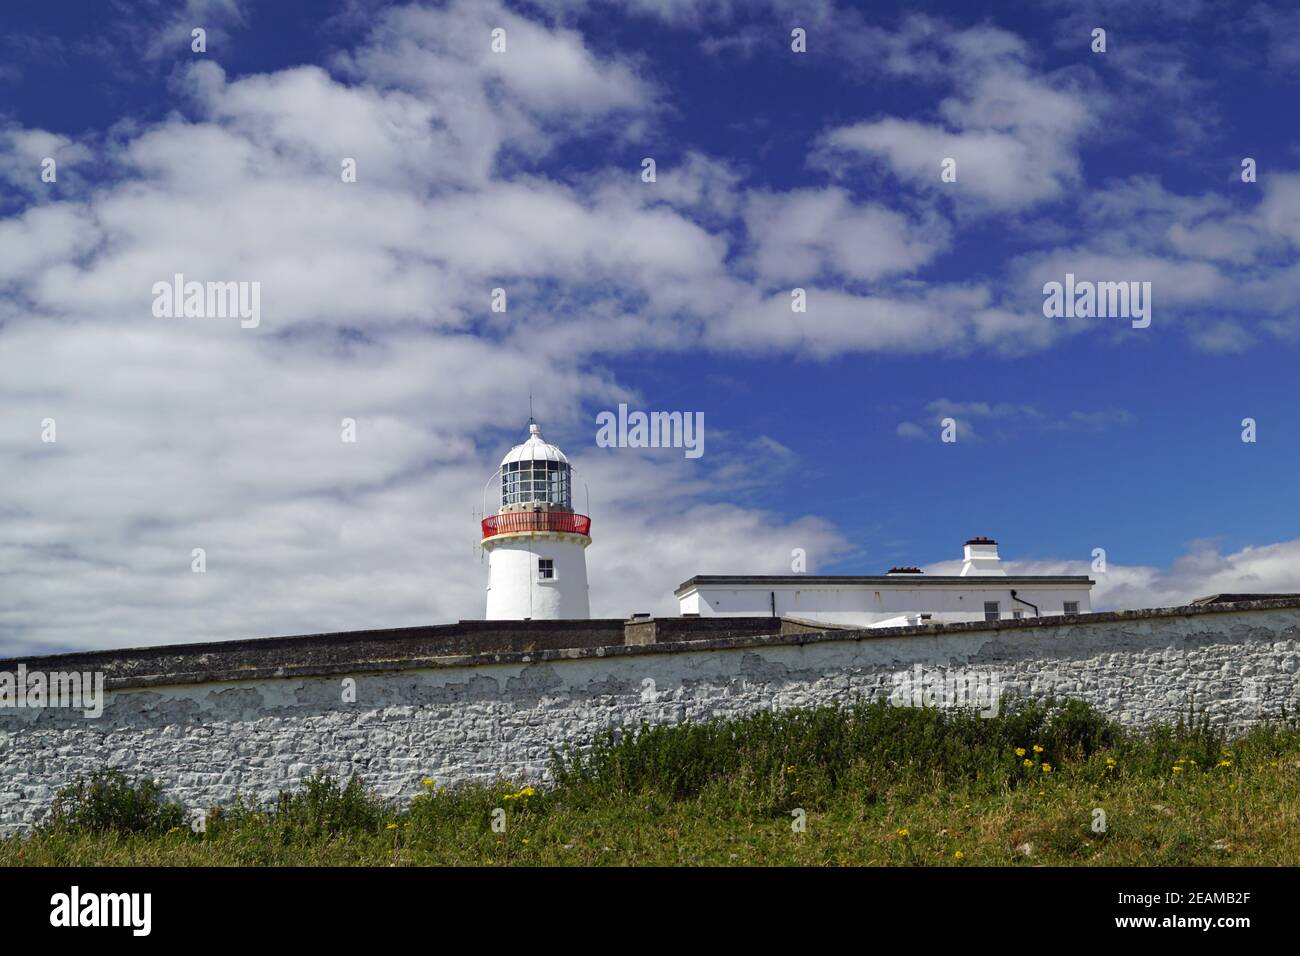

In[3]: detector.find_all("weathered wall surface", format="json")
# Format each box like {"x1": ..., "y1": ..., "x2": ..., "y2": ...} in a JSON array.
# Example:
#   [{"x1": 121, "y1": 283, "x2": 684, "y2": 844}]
[{"x1": 2, "y1": 603, "x2": 1299, "y2": 834}]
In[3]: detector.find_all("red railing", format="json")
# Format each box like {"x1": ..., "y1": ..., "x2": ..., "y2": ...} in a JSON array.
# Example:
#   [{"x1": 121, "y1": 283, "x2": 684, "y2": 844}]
[{"x1": 482, "y1": 511, "x2": 591, "y2": 539}]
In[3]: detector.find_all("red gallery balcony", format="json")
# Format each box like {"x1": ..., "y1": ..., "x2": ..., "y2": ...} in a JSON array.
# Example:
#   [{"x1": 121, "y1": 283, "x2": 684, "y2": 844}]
[{"x1": 481, "y1": 511, "x2": 592, "y2": 539}]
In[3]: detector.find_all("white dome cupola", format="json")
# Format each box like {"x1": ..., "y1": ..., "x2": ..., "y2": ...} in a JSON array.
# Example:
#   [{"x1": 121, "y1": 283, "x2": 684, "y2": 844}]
[
  {"x1": 480, "y1": 419, "x2": 591, "y2": 620},
  {"x1": 499, "y1": 421, "x2": 572, "y2": 510}
]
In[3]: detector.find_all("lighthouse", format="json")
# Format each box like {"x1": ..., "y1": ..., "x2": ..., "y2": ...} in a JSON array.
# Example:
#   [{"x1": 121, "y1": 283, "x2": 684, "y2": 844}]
[{"x1": 480, "y1": 420, "x2": 591, "y2": 620}]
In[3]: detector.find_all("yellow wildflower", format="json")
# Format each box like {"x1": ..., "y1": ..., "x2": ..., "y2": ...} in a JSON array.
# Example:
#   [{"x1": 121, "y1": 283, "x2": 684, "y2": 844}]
[
  {"x1": 954, "y1": 850, "x2": 964, "y2": 860},
  {"x1": 386, "y1": 822, "x2": 398, "y2": 831},
  {"x1": 1015, "y1": 748, "x2": 1027, "y2": 757},
  {"x1": 896, "y1": 827, "x2": 910, "y2": 838},
  {"x1": 1041, "y1": 764, "x2": 1053, "y2": 774},
  {"x1": 1023, "y1": 758, "x2": 1033, "y2": 767},
  {"x1": 1032, "y1": 744, "x2": 1044, "y2": 754}
]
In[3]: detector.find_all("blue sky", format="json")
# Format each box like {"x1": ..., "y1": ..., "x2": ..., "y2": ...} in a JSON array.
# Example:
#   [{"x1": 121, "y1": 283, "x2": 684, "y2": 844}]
[{"x1": 4, "y1": 0, "x2": 1300, "y2": 654}]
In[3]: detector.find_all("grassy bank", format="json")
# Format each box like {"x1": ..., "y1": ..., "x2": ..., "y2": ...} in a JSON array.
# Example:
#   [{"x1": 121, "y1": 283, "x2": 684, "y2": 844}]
[{"x1": 3, "y1": 699, "x2": 1299, "y2": 866}]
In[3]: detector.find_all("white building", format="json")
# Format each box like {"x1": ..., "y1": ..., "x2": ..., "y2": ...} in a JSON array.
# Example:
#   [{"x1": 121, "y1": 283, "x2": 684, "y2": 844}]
[
  {"x1": 675, "y1": 537, "x2": 1093, "y2": 627},
  {"x1": 481, "y1": 420, "x2": 591, "y2": 620}
]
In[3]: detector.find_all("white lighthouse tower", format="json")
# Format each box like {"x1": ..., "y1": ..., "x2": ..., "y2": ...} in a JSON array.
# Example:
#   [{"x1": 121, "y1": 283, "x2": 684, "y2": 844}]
[{"x1": 480, "y1": 419, "x2": 591, "y2": 620}]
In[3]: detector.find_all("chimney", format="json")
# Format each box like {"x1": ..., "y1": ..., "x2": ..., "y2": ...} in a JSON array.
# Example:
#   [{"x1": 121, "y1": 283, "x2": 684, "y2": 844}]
[{"x1": 960, "y1": 536, "x2": 1006, "y2": 576}]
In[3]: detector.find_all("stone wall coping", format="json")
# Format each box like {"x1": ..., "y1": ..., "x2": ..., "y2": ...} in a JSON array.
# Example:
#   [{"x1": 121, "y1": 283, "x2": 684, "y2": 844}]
[{"x1": 5, "y1": 598, "x2": 1300, "y2": 692}]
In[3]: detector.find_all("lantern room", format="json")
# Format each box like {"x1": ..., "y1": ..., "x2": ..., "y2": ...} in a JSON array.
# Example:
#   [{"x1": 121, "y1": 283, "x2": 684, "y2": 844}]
[{"x1": 500, "y1": 422, "x2": 572, "y2": 510}]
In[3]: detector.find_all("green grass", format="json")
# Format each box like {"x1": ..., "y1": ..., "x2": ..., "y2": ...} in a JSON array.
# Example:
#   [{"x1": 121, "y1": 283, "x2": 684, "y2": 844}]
[{"x1": 4, "y1": 699, "x2": 1300, "y2": 866}]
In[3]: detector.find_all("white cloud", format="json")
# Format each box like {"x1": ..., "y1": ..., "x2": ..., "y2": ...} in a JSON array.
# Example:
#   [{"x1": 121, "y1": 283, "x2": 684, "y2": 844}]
[
  {"x1": 0, "y1": 204, "x2": 96, "y2": 284},
  {"x1": 743, "y1": 187, "x2": 948, "y2": 283},
  {"x1": 342, "y1": 0, "x2": 650, "y2": 116},
  {"x1": 645, "y1": 151, "x2": 744, "y2": 221},
  {"x1": 128, "y1": 0, "x2": 249, "y2": 63},
  {"x1": 708, "y1": 282, "x2": 1060, "y2": 359},
  {"x1": 1001, "y1": 173, "x2": 1300, "y2": 349},
  {"x1": 819, "y1": 22, "x2": 1097, "y2": 210},
  {"x1": 895, "y1": 399, "x2": 1134, "y2": 443},
  {"x1": 0, "y1": 126, "x2": 92, "y2": 199},
  {"x1": 1257, "y1": 173, "x2": 1300, "y2": 245},
  {"x1": 895, "y1": 422, "x2": 927, "y2": 441}
]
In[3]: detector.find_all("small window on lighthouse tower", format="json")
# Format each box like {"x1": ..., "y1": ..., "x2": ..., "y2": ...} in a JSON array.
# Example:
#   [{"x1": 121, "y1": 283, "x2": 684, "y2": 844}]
[{"x1": 538, "y1": 558, "x2": 555, "y2": 581}]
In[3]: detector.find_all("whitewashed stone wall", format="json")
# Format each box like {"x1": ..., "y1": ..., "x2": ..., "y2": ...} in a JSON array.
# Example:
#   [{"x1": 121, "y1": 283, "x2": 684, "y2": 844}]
[{"x1": 2, "y1": 606, "x2": 1299, "y2": 834}]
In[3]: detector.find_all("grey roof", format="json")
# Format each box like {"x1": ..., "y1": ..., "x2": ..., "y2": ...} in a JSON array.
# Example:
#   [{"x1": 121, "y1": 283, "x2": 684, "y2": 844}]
[
  {"x1": 675, "y1": 574, "x2": 1094, "y2": 597},
  {"x1": 1192, "y1": 593, "x2": 1300, "y2": 605}
]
